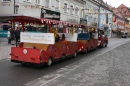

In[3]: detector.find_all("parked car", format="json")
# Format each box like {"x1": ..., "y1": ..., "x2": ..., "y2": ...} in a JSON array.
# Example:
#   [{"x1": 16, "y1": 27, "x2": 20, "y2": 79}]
[{"x1": 122, "y1": 34, "x2": 127, "y2": 38}]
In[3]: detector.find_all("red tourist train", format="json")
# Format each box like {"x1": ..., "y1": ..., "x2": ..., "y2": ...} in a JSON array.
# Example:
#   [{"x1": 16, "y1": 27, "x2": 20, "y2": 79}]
[{"x1": 9, "y1": 15, "x2": 108, "y2": 66}]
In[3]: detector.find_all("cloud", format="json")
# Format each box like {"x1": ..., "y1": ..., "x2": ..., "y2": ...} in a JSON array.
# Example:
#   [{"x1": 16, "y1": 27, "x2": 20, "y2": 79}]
[{"x1": 103, "y1": 0, "x2": 130, "y2": 7}]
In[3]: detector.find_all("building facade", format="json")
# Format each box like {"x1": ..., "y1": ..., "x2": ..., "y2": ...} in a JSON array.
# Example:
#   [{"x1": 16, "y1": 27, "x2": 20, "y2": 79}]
[
  {"x1": 98, "y1": 1, "x2": 113, "y2": 38},
  {"x1": 0, "y1": 0, "x2": 85, "y2": 21},
  {"x1": 0, "y1": 0, "x2": 85, "y2": 40},
  {"x1": 84, "y1": 0, "x2": 99, "y2": 27},
  {"x1": 112, "y1": 8, "x2": 125, "y2": 37},
  {"x1": 117, "y1": 4, "x2": 130, "y2": 36},
  {"x1": 112, "y1": 13, "x2": 118, "y2": 37}
]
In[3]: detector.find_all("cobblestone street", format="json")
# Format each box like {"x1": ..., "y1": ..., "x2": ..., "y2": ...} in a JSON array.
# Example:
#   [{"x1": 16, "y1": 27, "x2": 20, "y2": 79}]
[
  {"x1": 0, "y1": 42, "x2": 13, "y2": 61},
  {"x1": 25, "y1": 41, "x2": 130, "y2": 86}
]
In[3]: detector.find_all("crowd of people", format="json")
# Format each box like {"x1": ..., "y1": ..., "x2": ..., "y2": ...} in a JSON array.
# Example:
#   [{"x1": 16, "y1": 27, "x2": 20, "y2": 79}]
[{"x1": 7, "y1": 25, "x2": 20, "y2": 47}]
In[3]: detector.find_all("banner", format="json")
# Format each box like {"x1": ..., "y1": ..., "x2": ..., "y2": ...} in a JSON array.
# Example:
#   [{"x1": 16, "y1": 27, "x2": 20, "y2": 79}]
[
  {"x1": 78, "y1": 33, "x2": 90, "y2": 40},
  {"x1": 20, "y1": 32, "x2": 55, "y2": 44}
]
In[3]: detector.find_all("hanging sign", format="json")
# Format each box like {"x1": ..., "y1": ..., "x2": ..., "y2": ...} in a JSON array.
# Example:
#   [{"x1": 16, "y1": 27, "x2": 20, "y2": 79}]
[
  {"x1": 41, "y1": 8, "x2": 60, "y2": 20},
  {"x1": 20, "y1": 32, "x2": 55, "y2": 44}
]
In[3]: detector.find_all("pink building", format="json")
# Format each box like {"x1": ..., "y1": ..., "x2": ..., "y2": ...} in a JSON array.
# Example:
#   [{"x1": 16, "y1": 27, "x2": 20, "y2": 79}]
[{"x1": 112, "y1": 8, "x2": 125, "y2": 37}]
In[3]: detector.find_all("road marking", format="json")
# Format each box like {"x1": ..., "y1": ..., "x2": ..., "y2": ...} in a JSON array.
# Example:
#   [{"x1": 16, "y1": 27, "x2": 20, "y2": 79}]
[
  {"x1": 24, "y1": 74, "x2": 62, "y2": 86},
  {"x1": 24, "y1": 63, "x2": 83, "y2": 86}
]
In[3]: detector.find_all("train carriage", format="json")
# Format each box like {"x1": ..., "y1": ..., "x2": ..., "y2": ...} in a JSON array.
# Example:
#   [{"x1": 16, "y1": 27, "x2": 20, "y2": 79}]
[
  {"x1": 9, "y1": 15, "x2": 108, "y2": 66},
  {"x1": 10, "y1": 15, "x2": 79, "y2": 66}
]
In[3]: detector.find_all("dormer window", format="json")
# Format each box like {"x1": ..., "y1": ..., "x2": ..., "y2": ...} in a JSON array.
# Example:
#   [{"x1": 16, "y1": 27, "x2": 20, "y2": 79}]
[
  {"x1": 55, "y1": 0, "x2": 60, "y2": 10},
  {"x1": 36, "y1": 0, "x2": 41, "y2": 4},
  {"x1": 70, "y1": 3, "x2": 74, "y2": 15},
  {"x1": 46, "y1": 0, "x2": 50, "y2": 7},
  {"x1": 24, "y1": 0, "x2": 31, "y2": 3},
  {"x1": 64, "y1": 3, "x2": 68, "y2": 13},
  {"x1": 75, "y1": 7, "x2": 79, "y2": 16}
]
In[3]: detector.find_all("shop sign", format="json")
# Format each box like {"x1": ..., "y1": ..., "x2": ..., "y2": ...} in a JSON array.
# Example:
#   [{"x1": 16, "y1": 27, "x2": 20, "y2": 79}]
[
  {"x1": 41, "y1": 8, "x2": 60, "y2": 20},
  {"x1": 0, "y1": 30, "x2": 7, "y2": 38}
]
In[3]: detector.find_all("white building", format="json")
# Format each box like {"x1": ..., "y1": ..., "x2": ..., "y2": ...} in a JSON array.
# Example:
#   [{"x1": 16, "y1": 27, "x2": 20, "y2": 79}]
[{"x1": 0, "y1": 0, "x2": 85, "y2": 22}]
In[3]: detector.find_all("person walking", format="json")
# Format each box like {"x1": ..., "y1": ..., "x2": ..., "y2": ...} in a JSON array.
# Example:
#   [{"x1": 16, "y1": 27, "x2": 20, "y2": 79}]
[
  {"x1": 10, "y1": 28, "x2": 15, "y2": 45},
  {"x1": 15, "y1": 28, "x2": 20, "y2": 47},
  {"x1": 7, "y1": 28, "x2": 11, "y2": 44}
]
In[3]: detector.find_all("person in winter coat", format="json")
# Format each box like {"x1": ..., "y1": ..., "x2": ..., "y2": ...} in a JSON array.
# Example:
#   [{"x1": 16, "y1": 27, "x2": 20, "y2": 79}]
[
  {"x1": 10, "y1": 28, "x2": 15, "y2": 45},
  {"x1": 15, "y1": 28, "x2": 20, "y2": 47}
]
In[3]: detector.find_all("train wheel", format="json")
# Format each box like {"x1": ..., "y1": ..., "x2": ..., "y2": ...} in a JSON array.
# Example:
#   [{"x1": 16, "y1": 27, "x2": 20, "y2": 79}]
[
  {"x1": 94, "y1": 46, "x2": 97, "y2": 50},
  {"x1": 84, "y1": 49, "x2": 88, "y2": 53},
  {"x1": 105, "y1": 43, "x2": 108, "y2": 47},
  {"x1": 47, "y1": 58, "x2": 53, "y2": 66},
  {"x1": 101, "y1": 43, "x2": 105, "y2": 48},
  {"x1": 62, "y1": 54, "x2": 66, "y2": 59}
]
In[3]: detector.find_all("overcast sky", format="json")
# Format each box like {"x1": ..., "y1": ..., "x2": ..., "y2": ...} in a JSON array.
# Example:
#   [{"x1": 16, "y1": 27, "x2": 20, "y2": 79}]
[{"x1": 103, "y1": 0, "x2": 130, "y2": 7}]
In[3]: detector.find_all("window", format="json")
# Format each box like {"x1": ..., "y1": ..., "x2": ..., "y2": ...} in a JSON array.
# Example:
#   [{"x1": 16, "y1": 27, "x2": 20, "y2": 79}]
[
  {"x1": 2, "y1": 0, "x2": 11, "y2": 2},
  {"x1": 64, "y1": 3, "x2": 68, "y2": 13},
  {"x1": 91, "y1": 6, "x2": 93, "y2": 12},
  {"x1": 92, "y1": 17, "x2": 95, "y2": 22},
  {"x1": 24, "y1": 0, "x2": 31, "y2": 2},
  {"x1": 36, "y1": 0, "x2": 41, "y2": 4},
  {"x1": 93, "y1": 18, "x2": 97, "y2": 23},
  {"x1": 75, "y1": 7, "x2": 79, "y2": 16},
  {"x1": 87, "y1": 4, "x2": 90, "y2": 9},
  {"x1": 70, "y1": 3, "x2": 74, "y2": 15},
  {"x1": 46, "y1": 0, "x2": 50, "y2": 7},
  {"x1": 55, "y1": 0, "x2": 60, "y2": 10},
  {"x1": 100, "y1": 18, "x2": 102, "y2": 24},
  {"x1": 85, "y1": 3, "x2": 88, "y2": 8},
  {"x1": 85, "y1": 15, "x2": 88, "y2": 20},
  {"x1": 80, "y1": 7, "x2": 84, "y2": 17},
  {"x1": 87, "y1": 16, "x2": 92, "y2": 22}
]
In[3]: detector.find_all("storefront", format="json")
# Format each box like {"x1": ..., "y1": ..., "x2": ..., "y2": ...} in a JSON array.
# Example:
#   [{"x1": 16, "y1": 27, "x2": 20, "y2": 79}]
[{"x1": 0, "y1": 17, "x2": 12, "y2": 38}]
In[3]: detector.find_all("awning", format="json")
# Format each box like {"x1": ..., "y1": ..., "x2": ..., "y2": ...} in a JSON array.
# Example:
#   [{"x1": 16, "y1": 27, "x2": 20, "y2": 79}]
[
  {"x1": 0, "y1": 14, "x2": 41, "y2": 23},
  {"x1": 0, "y1": 14, "x2": 93, "y2": 28},
  {"x1": 0, "y1": 14, "x2": 40, "y2": 18}
]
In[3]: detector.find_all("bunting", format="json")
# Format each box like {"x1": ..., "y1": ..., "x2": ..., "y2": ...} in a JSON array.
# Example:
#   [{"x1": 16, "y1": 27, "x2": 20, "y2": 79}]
[{"x1": 0, "y1": 3, "x2": 116, "y2": 14}]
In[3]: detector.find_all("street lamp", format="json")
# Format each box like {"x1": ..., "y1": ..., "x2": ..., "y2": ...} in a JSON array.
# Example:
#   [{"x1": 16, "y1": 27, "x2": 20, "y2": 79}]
[{"x1": 15, "y1": 5, "x2": 19, "y2": 14}]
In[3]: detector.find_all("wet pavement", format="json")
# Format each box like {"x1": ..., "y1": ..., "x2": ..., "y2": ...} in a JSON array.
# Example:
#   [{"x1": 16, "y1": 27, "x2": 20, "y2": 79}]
[
  {"x1": 25, "y1": 39, "x2": 130, "y2": 86},
  {"x1": 0, "y1": 38, "x2": 130, "y2": 86}
]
